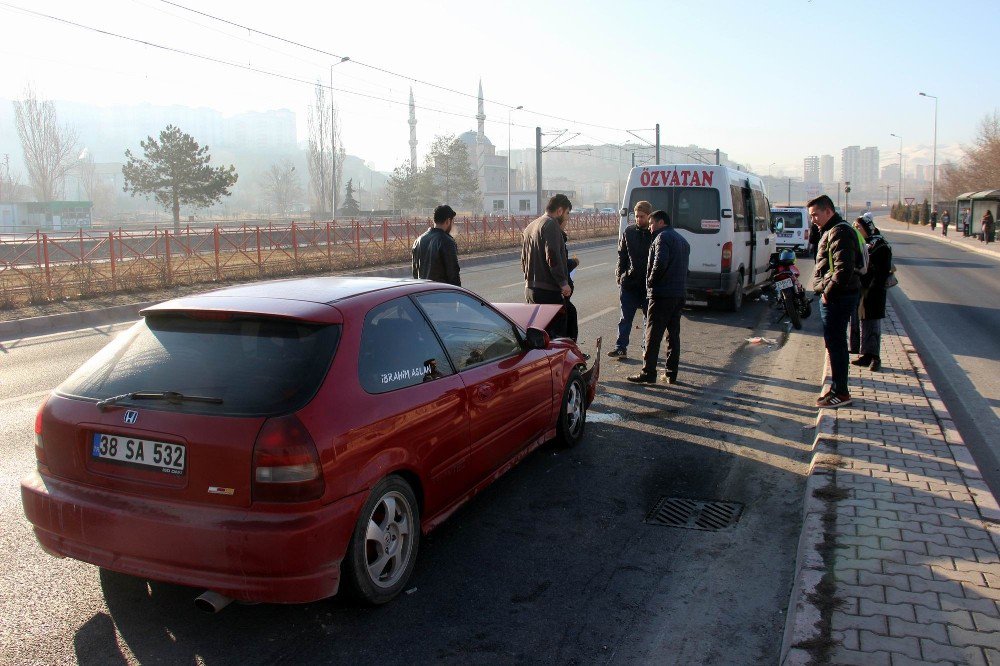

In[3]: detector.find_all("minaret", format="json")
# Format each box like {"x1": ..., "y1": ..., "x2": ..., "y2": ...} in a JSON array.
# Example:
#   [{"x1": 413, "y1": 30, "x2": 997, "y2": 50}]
[
  {"x1": 475, "y1": 79, "x2": 486, "y2": 185},
  {"x1": 408, "y1": 87, "x2": 418, "y2": 171}
]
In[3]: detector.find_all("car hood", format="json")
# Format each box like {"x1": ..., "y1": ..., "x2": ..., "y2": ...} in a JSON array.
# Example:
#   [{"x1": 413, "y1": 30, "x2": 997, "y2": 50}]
[{"x1": 492, "y1": 303, "x2": 563, "y2": 331}]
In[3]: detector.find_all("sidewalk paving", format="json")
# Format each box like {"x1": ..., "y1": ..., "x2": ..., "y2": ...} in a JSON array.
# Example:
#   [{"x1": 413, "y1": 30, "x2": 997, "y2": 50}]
[
  {"x1": 877, "y1": 217, "x2": 1000, "y2": 261},
  {"x1": 782, "y1": 305, "x2": 1000, "y2": 665}
]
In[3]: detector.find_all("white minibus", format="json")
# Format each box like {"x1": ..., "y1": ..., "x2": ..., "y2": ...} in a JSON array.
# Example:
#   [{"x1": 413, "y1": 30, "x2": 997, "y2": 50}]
[{"x1": 618, "y1": 164, "x2": 776, "y2": 310}]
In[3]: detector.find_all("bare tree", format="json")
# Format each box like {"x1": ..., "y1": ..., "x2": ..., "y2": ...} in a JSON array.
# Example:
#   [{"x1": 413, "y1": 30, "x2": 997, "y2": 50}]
[
  {"x1": 78, "y1": 154, "x2": 115, "y2": 217},
  {"x1": 306, "y1": 82, "x2": 345, "y2": 217},
  {"x1": 0, "y1": 154, "x2": 24, "y2": 203},
  {"x1": 259, "y1": 161, "x2": 302, "y2": 218},
  {"x1": 12, "y1": 86, "x2": 79, "y2": 202}
]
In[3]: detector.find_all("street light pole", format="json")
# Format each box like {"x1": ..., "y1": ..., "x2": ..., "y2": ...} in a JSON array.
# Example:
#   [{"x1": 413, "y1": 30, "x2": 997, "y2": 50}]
[
  {"x1": 890, "y1": 133, "x2": 903, "y2": 205},
  {"x1": 507, "y1": 105, "x2": 522, "y2": 220},
  {"x1": 919, "y1": 92, "x2": 938, "y2": 215}
]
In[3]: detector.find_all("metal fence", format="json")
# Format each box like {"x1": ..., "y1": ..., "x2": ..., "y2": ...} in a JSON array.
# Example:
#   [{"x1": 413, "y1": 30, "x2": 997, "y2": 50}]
[{"x1": 0, "y1": 214, "x2": 618, "y2": 307}]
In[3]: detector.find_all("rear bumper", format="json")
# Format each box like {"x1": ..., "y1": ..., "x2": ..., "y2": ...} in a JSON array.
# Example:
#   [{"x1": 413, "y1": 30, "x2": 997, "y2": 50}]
[
  {"x1": 686, "y1": 271, "x2": 740, "y2": 299},
  {"x1": 20, "y1": 471, "x2": 365, "y2": 604}
]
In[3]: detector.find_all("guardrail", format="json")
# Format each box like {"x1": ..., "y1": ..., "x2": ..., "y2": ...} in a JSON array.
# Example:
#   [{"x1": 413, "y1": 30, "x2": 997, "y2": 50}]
[{"x1": 0, "y1": 215, "x2": 618, "y2": 308}]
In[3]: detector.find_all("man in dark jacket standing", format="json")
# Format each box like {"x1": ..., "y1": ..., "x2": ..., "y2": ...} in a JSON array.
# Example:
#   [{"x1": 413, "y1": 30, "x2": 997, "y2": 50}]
[
  {"x1": 809, "y1": 194, "x2": 861, "y2": 409},
  {"x1": 628, "y1": 210, "x2": 690, "y2": 385},
  {"x1": 609, "y1": 200, "x2": 653, "y2": 358},
  {"x1": 522, "y1": 194, "x2": 573, "y2": 337},
  {"x1": 412, "y1": 205, "x2": 461, "y2": 286}
]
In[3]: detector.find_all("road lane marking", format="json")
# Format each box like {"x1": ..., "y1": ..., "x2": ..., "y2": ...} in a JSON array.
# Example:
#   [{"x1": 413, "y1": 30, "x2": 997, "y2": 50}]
[
  {"x1": 574, "y1": 262, "x2": 609, "y2": 271},
  {"x1": 499, "y1": 281, "x2": 524, "y2": 289},
  {"x1": 579, "y1": 306, "x2": 618, "y2": 324}
]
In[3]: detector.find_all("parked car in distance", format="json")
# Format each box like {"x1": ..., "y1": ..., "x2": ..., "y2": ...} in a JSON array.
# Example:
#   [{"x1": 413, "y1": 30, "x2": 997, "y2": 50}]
[
  {"x1": 21, "y1": 277, "x2": 600, "y2": 607},
  {"x1": 770, "y1": 206, "x2": 810, "y2": 255}
]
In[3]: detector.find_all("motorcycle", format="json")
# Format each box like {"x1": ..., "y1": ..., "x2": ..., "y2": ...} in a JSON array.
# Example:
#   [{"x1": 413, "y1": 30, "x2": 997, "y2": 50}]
[{"x1": 766, "y1": 250, "x2": 812, "y2": 330}]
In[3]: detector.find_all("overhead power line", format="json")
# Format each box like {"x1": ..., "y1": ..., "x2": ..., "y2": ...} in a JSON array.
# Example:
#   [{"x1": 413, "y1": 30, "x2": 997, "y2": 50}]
[{"x1": 155, "y1": 0, "x2": 632, "y2": 133}]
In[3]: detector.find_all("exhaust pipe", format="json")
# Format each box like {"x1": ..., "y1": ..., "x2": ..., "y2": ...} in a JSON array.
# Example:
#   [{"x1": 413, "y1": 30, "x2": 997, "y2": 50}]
[{"x1": 194, "y1": 590, "x2": 234, "y2": 614}]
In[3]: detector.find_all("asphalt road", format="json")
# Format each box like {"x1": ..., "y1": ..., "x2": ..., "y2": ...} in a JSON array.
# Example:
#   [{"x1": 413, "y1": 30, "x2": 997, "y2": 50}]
[
  {"x1": 0, "y1": 242, "x2": 825, "y2": 665},
  {"x1": 881, "y1": 227, "x2": 1000, "y2": 497}
]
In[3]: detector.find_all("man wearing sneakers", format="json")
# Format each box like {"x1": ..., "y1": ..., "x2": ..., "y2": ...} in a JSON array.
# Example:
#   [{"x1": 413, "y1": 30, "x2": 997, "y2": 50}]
[
  {"x1": 809, "y1": 194, "x2": 861, "y2": 409},
  {"x1": 608, "y1": 200, "x2": 653, "y2": 359},
  {"x1": 627, "y1": 209, "x2": 689, "y2": 386}
]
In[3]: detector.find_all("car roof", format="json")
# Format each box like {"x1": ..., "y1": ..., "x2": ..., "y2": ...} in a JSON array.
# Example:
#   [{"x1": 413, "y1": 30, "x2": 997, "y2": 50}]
[{"x1": 140, "y1": 277, "x2": 432, "y2": 324}]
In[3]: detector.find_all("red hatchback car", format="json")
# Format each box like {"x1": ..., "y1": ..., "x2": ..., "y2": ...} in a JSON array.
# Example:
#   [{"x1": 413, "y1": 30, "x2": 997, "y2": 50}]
[{"x1": 21, "y1": 277, "x2": 599, "y2": 607}]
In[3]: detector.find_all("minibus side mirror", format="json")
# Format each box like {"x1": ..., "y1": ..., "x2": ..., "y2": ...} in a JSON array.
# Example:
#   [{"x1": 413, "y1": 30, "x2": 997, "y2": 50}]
[
  {"x1": 773, "y1": 220, "x2": 784, "y2": 233},
  {"x1": 620, "y1": 207, "x2": 629, "y2": 217}
]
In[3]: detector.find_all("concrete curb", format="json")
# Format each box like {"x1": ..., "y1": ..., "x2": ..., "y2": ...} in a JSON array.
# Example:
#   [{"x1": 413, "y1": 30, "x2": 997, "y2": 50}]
[
  {"x1": 0, "y1": 236, "x2": 617, "y2": 342},
  {"x1": 780, "y1": 356, "x2": 837, "y2": 666}
]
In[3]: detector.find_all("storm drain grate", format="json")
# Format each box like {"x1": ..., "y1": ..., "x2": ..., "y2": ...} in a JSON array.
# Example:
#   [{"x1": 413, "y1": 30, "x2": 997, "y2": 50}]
[{"x1": 644, "y1": 497, "x2": 744, "y2": 531}]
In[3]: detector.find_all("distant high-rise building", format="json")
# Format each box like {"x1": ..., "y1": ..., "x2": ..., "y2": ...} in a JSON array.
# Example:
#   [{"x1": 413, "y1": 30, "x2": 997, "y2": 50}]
[
  {"x1": 842, "y1": 146, "x2": 860, "y2": 183},
  {"x1": 804, "y1": 156, "x2": 820, "y2": 183},
  {"x1": 859, "y1": 146, "x2": 879, "y2": 186},
  {"x1": 915, "y1": 164, "x2": 926, "y2": 181},
  {"x1": 820, "y1": 155, "x2": 834, "y2": 183},
  {"x1": 881, "y1": 163, "x2": 900, "y2": 183}
]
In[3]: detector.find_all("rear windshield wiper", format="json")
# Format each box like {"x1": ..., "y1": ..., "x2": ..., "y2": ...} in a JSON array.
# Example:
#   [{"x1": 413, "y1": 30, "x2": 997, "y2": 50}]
[{"x1": 96, "y1": 391, "x2": 224, "y2": 412}]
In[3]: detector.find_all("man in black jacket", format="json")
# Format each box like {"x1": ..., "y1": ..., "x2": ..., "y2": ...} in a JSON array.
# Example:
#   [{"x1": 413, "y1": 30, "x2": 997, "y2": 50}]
[
  {"x1": 608, "y1": 200, "x2": 653, "y2": 358},
  {"x1": 412, "y1": 205, "x2": 461, "y2": 286},
  {"x1": 628, "y1": 210, "x2": 690, "y2": 385},
  {"x1": 809, "y1": 195, "x2": 861, "y2": 409}
]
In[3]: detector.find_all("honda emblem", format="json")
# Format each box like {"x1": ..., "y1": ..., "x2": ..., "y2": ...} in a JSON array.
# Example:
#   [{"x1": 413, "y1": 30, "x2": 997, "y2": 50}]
[{"x1": 123, "y1": 410, "x2": 138, "y2": 424}]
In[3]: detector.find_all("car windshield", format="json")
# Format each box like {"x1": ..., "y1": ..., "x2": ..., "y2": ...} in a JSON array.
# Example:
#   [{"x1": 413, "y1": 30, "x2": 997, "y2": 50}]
[
  {"x1": 57, "y1": 315, "x2": 341, "y2": 416},
  {"x1": 772, "y1": 212, "x2": 804, "y2": 228}
]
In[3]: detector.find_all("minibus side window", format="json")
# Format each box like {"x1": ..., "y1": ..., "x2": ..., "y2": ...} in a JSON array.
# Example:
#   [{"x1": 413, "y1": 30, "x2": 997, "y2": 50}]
[{"x1": 731, "y1": 185, "x2": 749, "y2": 232}]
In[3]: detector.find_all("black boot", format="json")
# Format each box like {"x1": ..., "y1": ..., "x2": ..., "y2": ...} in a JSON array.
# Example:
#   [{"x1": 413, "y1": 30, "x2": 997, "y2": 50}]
[
  {"x1": 869, "y1": 357, "x2": 881, "y2": 371},
  {"x1": 851, "y1": 354, "x2": 872, "y2": 367}
]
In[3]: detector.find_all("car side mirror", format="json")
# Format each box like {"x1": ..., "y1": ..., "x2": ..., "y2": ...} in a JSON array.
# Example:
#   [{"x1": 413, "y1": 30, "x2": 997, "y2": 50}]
[
  {"x1": 620, "y1": 207, "x2": 629, "y2": 217},
  {"x1": 773, "y1": 220, "x2": 784, "y2": 233},
  {"x1": 525, "y1": 327, "x2": 550, "y2": 350}
]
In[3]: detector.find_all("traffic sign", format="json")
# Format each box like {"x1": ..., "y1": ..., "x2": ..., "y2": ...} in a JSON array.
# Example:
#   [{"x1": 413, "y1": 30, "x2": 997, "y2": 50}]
[{"x1": 904, "y1": 197, "x2": 915, "y2": 205}]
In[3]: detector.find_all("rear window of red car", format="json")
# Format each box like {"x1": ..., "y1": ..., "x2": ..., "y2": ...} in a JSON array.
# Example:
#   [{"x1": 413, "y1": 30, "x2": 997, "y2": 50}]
[{"x1": 57, "y1": 315, "x2": 341, "y2": 416}]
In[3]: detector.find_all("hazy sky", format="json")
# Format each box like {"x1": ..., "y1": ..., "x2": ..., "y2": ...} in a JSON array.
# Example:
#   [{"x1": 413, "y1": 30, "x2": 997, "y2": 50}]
[{"x1": 0, "y1": 0, "x2": 995, "y2": 175}]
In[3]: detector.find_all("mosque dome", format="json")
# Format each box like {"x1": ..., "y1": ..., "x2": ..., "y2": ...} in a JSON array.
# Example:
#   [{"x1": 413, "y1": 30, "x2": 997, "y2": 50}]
[{"x1": 459, "y1": 130, "x2": 492, "y2": 147}]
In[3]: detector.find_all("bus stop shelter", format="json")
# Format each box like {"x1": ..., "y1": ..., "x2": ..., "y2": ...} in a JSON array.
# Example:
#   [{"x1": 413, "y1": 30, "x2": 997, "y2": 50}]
[{"x1": 955, "y1": 190, "x2": 1000, "y2": 237}]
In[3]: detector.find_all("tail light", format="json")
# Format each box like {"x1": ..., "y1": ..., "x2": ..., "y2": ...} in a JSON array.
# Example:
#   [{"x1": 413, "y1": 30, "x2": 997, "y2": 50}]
[
  {"x1": 251, "y1": 415, "x2": 325, "y2": 502},
  {"x1": 721, "y1": 242, "x2": 733, "y2": 272},
  {"x1": 804, "y1": 228, "x2": 809, "y2": 241},
  {"x1": 34, "y1": 397, "x2": 48, "y2": 468}
]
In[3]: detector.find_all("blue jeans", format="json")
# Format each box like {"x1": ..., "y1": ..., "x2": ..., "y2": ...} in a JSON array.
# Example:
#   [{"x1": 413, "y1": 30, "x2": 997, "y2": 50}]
[
  {"x1": 820, "y1": 290, "x2": 861, "y2": 395},
  {"x1": 615, "y1": 286, "x2": 648, "y2": 351}
]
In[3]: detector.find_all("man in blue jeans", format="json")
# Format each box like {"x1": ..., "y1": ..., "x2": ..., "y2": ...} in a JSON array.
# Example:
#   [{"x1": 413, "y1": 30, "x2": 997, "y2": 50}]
[
  {"x1": 608, "y1": 200, "x2": 653, "y2": 358},
  {"x1": 809, "y1": 195, "x2": 861, "y2": 409}
]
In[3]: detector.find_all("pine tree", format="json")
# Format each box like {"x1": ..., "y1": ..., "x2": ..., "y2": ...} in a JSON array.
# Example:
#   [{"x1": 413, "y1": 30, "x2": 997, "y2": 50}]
[
  {"x1": 122, "y1": 125, "x2": 237, "y2": 233},
  {"x1": 341, "y1": 178, "x2": 361, "y2": 216},
  {"x1": 921, "y1": 198, "x2": 930, "y2": 224}
]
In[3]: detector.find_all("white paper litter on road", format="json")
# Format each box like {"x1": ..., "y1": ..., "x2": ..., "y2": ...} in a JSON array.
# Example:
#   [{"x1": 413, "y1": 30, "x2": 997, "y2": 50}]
[{"x1": 745, "y1": 337, "x2": 777, "y2": 345}]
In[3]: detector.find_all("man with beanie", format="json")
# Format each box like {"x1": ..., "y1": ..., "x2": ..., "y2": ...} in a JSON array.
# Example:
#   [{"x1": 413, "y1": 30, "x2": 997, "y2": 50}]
[
  {"x1": 412, "y1": 204, "x2": 461, "y2": 286},
  {"x1": 809, "y1": 194, "x2": 861, "y2": 409}
]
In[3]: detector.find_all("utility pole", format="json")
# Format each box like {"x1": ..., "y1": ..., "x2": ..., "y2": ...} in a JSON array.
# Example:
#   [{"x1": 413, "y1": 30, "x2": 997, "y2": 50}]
[
  {"x1": 885, "y1": 184, "x2": 894, "y2": 209},
  {"x1": 535, "y1": 127, "x2": 543, "y2": 216},
  {"x1": 787, "y1": 178, "x2": 791, "y2": 206},
  {"x1": 715, "y1": 148, "x2": 720, "y2": 165},
  {"x1": 655, "y1": 123, "x2": 661, "y2": 164}
]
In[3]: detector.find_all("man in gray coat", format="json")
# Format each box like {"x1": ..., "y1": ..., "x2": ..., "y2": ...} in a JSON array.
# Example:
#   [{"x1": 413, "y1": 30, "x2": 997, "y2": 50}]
[
  {"x1": 412, "y1": 204, "x2": 461, "y2": 286},
  {"x1": 521, "y1": 194, "x2": 573, "y2": 337}
]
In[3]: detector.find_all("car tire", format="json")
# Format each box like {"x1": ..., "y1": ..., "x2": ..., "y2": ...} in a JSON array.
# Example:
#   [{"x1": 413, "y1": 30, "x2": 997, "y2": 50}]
[
  {"x1": 555, "y1": 368, "x2": 587, "y2": 448},
  {"x1": 342, "y1": 475, "x2": 420, "y2": 605},
  {"x1": 727, "y1": 273, "x2": 744, "y2": 312}
]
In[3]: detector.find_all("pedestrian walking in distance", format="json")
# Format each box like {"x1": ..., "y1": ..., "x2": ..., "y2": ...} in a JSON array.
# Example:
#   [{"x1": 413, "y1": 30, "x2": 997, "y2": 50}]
[
  {"x1": 930, "y1": 208, "x2": 938, "y2": 231},
  {"x1": 627, "y1": 209, "x2": 690, "y2": 386},
  {"x1": 809, "y1": 195, "x2": 861, "y2": 409},
  {"x1": 412, "y1": 205, "x2": 461, "y2": 286},
  {"x1": 522, "y1": 194, "x2": 573, "y2": 338},
  {"x1": 941, "y1": 209, "x2": 950, "y2": 236},
  {"x1": 608, "y1": 200, "x2": 653, "y2": 358},
  {"x1": 851, "y1": 216, "x2": 892, "y2": 371},
  {"x1": 983, "y1": 210, "x2": 996, "y2": 244}
]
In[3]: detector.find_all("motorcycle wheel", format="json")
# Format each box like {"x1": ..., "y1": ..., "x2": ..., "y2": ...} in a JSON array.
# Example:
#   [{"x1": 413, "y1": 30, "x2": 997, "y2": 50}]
[
  {"x1": 783, "y1": 288, "x2": 802, "y2": 329},
  {"x1": 800, "y1": 301, "x2": 812, "y2": 319}
]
